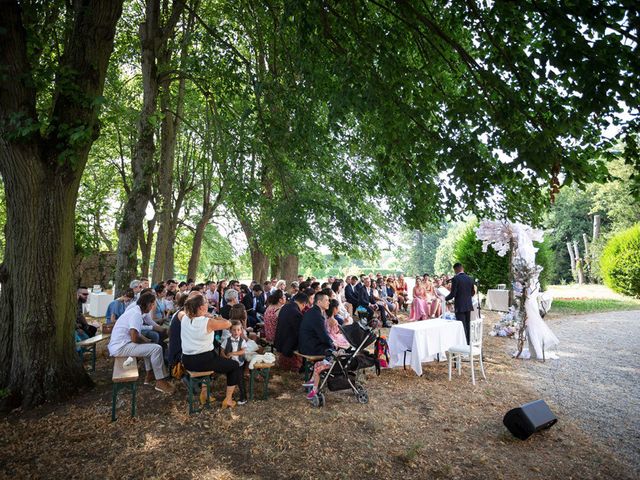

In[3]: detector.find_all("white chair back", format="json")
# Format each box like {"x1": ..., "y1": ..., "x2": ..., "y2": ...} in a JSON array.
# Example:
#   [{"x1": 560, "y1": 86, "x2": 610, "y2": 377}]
[{"x1": 469, "y1": 319, "x2": 483, "y2": 351}]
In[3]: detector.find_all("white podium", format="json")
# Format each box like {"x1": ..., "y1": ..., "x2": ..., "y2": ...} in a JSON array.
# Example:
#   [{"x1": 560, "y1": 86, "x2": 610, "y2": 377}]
[{"x1": 88, "y1": 292, "x2": 114, "y2": 318}]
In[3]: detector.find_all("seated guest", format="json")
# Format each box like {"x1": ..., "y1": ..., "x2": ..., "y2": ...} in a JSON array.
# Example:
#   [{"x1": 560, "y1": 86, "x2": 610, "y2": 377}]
[
  {"x1": 152, "y1": 283, "x2": 169, "y2": 325},
  {"x1": 181, "y1": 294, "x2": 242, "y2": 408},
  {"x1": 299, "y1": 292, "x2": 335, "y2": 356},
  {"x1": 205, "y1": 281, "x2": 218, "y2": 312},
  {"x1": 164, "y1": 290, "x2": 175, "y2": 317},
  {"x1": 287, "y1": 282, "x2": 299, "y2": 300},
  {"x1": 299, "y1": 293, "x2": 336, "y2": 400},
  {"x1": 252, "y1": 284, "x2": 267, "y2": 315},
  {"x1": 167, "y1": 291, "x2": 192, "y2": 372},
  {"x1": 129, "y1": 280, "x2": 142, "y2": 300},
  {"x1": 105, "y1": 288, "x2": 135, "y2": 324},
  {"x1": 215, "y1": 279, "x2": 228, "y2": 311},
  {"x1": 220, "y1": 288, "x2": 241, "y2": 320},
  {"x1": 394, "y1": 274, "x2": 408, "y2": 312},
  {"x1": 220, "y1": 320, "x2": 251, "y2": 405},
  {"x1": 358, "y1": 277, "x2": 390, "y2": 327},
  {"x1": 302, "y1": 288, "x2": 315, "y2": 313},
  {"x1": 344, "y1": 276, "x2": 359, "y2": 313},
  {"x1": 108, "y1": 292, "x2": 174, "y2": 394},
  {"x1": 409, "y1": 277, "x2": 430, "y2": 321},
  {"x1": 325, "y1": 300, "x2": 350, "y2": 349},
  {"x1": 263, "y1": 289, "x2": 286, "y2": 343},
  {"x1": 76, "y1": 287, "x2": 97, "y2": 339},
  {"x1": 274, "y1": 292, "x2": 309, "y2": 371},
  {"x1": 272, "y1": 280, "x2": 286, "y2": 295}
]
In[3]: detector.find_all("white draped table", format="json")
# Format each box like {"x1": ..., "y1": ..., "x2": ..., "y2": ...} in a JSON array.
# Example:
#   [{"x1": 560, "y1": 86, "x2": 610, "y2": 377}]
[
  {"x1": 88, "y1": 292, "x2": 113, "y2": 318},
  {"x1": 486, "y1": 289, "x2": 510, "y2": 311},
  {"x1": 388, "y1": 319, "x2": 466, "y2": 376}
]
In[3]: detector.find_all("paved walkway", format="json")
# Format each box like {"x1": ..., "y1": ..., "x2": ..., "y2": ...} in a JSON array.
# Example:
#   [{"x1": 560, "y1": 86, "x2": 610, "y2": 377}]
[{"x1": 518, "y1": 310, "x2": 640, "y2": 471}]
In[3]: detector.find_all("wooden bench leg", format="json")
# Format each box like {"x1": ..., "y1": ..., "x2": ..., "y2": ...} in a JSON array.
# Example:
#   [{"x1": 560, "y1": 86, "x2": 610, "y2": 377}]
[
  {"x1": 112, "y1": 382, "x2": 136, "y2": 421},
  {"x1": 90, "y1": 344, "x2": 97, "y2": 373},
  {"x1": 249, "y1": 368, "x2": 271, "y2": 401},
  {"x1": 188, "y1": 375, "x2": 212, "y2": 414}
]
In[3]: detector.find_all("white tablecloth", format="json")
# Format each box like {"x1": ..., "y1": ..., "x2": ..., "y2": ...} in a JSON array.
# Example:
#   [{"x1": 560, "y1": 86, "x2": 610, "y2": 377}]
[
  {"x1": 388, "y1": 319, "x2": 467, "y2": 376},
  {"x1": 88, "y1": 292, "x2": 113, "y2": 318},
  {"x1": 486, "y1": 289, "x2": 510, "y2": 311}
]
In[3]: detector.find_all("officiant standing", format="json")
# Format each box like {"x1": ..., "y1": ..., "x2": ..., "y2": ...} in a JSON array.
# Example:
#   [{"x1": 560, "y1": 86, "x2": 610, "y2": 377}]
[{"x1": 445, "y1": 263, "x2": 475, "y2": 344}]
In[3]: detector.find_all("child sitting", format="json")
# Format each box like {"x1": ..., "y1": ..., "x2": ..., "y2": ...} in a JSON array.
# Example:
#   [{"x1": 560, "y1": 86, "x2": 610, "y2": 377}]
[{"x1": 221, "y1": 320, "x2": 248, "y2": 404}]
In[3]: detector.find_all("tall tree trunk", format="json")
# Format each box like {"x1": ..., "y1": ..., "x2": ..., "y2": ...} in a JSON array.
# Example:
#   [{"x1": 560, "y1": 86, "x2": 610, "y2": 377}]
[
  {"x1": 250, "y1": 247, "x2": 270, "y2": 284},
  {"x1": 187, "y1": 206, "x2": 214, "y2": 280},
  {"x1": 152, "y1": 12, "x2": 191, "y2": 283},
  {"x1": 238, "y1": 218, "x2": 269, "y2": 283},
  {"x1": 0, "y1": 0, "x2": 123, "y2": 409},
  {"x1": 281, "y1": 254, "x2": 299, "y2": 284},
  {"x1": 114, "y1": 0, "x2": 160, "y2": 296},
  {"x1": 567, "y1": 241, "x2": 576, "y2": 276},
  {"x1": 593, "y1": 214, "x2": 601, "y2": 240},
  {"x1": 114, "y1": 0, "x2": 185, "y2": 296},
  {"x1": 270, "y1": 256, "x2": 281, "y2": 280},
  {"x1": 139, "y1": 218, "x2": 156, "y2": 279}
]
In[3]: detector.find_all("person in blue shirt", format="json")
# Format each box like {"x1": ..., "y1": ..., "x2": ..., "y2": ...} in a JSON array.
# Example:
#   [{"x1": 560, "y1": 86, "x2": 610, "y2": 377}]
[{"x1": 105, "y1": 288, "x2": 134, "y2": 324}]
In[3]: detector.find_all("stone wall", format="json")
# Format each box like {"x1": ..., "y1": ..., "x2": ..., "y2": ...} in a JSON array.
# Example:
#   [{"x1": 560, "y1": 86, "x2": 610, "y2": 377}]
[{"x1": 74, "y1": 252, "x2": 117, "y2": 288}]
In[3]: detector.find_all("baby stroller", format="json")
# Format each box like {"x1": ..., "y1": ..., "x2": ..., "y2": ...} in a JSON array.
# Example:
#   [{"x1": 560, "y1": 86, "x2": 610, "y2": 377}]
[{"x1": 310, "y1": 321, "x2": 379, "y2": 408}]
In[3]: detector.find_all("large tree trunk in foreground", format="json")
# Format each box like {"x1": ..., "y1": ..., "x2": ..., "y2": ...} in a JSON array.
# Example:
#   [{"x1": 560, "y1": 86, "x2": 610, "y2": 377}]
[{"x1": 0, "y1": 0, "x2": 123, "y2": 409}]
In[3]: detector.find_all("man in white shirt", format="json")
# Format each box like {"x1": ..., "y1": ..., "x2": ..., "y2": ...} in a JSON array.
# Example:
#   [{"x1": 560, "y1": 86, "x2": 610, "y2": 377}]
[
  {"x1": 108, "y1": 292, "x2": 174, "y2": 394},
  {"x1": 205, "y1": 281, "x2": 218, "y2": 311}
]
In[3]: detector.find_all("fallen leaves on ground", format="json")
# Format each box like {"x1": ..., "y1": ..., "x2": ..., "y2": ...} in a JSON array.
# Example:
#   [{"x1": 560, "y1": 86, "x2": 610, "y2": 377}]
[{"x1": 0, "y1": 312, "x2": 633, "y2": 479}]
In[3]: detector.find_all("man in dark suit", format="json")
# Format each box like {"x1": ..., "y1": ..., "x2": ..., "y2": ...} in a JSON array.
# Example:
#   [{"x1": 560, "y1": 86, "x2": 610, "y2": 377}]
[
  {"x1": 358, "y1": 277, "x2": 390, "y2": 327},
  {"x1": 274, "y1": 292, "x2": 309, "y2": 358},
  {"x1": 298, "y1": 292, "x2": 335, "y2": 356},
  {"x1": 344, "y1": 276, "x2": 359, "y2": 312},
  {"x1": 445, "y1": 263, "x2": 475, "y2": 344}
]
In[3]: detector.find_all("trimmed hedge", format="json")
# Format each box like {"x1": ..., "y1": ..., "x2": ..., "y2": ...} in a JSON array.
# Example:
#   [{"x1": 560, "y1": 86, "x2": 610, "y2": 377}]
[
  {"x1": 452, "y1": 222, "x2": 554, "y2": 293},
  {"x1": 600, "y1": 224, "x2": 640, "y2": 298}
]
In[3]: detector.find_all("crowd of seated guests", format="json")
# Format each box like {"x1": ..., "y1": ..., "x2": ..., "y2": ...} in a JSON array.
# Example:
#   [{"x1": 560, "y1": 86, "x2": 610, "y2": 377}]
[{"x1": 98, "y1": 271, "x2": 461, "y2": 405}]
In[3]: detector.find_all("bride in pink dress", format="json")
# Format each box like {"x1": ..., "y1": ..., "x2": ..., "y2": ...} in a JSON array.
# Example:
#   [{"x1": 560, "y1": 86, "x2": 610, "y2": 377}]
[{"x1": 409, "y1": 278, "x2": 430, "y2": 321}]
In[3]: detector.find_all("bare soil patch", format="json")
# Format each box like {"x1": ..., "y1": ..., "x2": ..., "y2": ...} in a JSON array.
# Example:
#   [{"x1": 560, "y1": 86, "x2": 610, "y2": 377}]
[{"x1": 0, "y1": 311, "x2": 634, "y2": 479}]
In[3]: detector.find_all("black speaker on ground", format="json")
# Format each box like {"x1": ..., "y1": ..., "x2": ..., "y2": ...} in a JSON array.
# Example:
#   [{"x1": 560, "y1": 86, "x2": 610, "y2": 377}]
[{"x1": 503, "y1": 399, "x2": 558, "y2": 440}]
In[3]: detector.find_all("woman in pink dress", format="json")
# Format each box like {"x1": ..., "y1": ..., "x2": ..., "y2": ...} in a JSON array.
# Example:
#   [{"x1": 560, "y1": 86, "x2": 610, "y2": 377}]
[
  {"x1": 409, "y1": 277, "x2": 430, "y2": 321},
  {"x1": 425, "y1": 280, "x2": 441, "y2": 318},
  {"x1": 325, "y1": 300, "x2": 350, "y2": 349},
  {"x1": 263, "y1": 289, "x2": 286, "y2": 343}
]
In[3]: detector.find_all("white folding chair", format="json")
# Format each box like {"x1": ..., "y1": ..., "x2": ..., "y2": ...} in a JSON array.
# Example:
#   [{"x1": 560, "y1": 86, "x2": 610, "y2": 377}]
[{"x1": 447, "y1": 319, "x2": 486, "y2": 385}]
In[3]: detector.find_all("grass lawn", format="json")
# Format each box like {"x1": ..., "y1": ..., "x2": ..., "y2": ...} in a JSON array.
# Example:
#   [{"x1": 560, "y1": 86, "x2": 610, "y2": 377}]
[{"x1": 551, "y1": 297, "x2": 640, "y2": 315}]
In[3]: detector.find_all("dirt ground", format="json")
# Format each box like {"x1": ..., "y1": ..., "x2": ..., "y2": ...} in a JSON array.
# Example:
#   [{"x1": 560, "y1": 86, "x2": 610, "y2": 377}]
[{"x1": 0, "y1": 310, "x2": 636, "y2": 480}]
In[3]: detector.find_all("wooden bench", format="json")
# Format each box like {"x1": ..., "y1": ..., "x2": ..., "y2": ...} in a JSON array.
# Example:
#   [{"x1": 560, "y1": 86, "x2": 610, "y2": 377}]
[
  {"x1": 294, "y1": 351, "x2": 325, "y2": 382},
  {"x1": 111, "y1": 357, "x2": 138, "y2": 421},
  {"x1": 77, "y1": 333, "x2": 111, "y2": 372},
  {"x1": 249, "y1": 362, "x2": 273, "y2": 401},
  {"x1": 186, "y1": 370, "x2": 215, "y2": 414}
]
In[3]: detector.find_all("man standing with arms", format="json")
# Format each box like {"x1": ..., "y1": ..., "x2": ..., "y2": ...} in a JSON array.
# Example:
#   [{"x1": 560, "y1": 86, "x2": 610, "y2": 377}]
[{"x1": 445, "y1": 263, "x2": 475, "y2": 344}]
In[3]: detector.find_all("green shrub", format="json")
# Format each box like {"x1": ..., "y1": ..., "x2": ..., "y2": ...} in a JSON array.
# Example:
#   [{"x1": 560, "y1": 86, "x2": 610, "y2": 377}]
[
  {"x1": 452, "y1": 221, "x2": 554, "y2": 292},
  {"x1": 600, "y1": 224, "x2": 640, "y2": 298}
]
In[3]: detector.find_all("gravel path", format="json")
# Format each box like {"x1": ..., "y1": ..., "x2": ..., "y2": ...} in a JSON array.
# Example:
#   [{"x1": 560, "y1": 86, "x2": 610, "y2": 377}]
[{"x1": 517, "y1": 310, "x2": 640, "y2": 471}]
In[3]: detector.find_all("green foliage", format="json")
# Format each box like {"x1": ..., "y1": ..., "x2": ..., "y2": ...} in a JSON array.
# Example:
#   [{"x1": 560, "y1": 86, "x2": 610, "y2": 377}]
[
  {"x1": 545, "y1": 156, "x2": 640, "y2": 283},
  {"x1": 402, "y1": 226, "x2": 448, "y2": 276},
  {"x1": 600, "y1": 224, "x2": 640, "y2": 298},
  {"x1": 452, "y1": 221, "x2": 554, "y2": 292},
  {"x1": 434, "y1": 222, "x2": 470, "y2": 275}
]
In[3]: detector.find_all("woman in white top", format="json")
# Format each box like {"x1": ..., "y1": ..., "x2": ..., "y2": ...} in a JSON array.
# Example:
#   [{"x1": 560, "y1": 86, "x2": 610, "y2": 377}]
[{"x1": 180, "y1": 294, "x2": 241, "y2": 409}]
